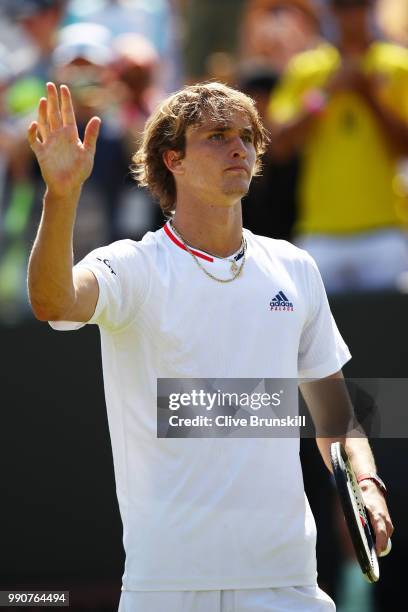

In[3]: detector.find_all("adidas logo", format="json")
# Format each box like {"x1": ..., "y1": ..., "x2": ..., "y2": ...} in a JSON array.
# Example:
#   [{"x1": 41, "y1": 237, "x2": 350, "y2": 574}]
[{"x1": 270, "y1": 291, "x2": 294, "y2": 312}]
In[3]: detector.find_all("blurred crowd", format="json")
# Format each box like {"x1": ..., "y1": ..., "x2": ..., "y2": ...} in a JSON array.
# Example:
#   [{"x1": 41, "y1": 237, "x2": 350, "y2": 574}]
[
  {"x1": 0, "y1": 0, "x2": 407, "y2": 324},
  {"x1": 0, "y1": 2, "x2": 407, "y2": 610}
]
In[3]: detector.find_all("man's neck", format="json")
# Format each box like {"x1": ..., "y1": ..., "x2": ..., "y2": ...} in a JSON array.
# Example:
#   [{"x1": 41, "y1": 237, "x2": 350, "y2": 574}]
[
  {"x1": 338, "y1": 33, "x2": 374, "y2": 57},
  {"x1": 171, "y1": 200, "x2": 243, "y2": 258}
]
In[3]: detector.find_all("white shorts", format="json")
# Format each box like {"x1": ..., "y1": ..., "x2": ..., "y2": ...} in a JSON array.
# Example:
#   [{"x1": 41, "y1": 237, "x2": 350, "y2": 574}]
[
  {"x1": 297, "y1": 229, "x2": 408, "y2": 293},
  {"x1": 118, "y1": 586, "x2": 335, "y2": 611}
]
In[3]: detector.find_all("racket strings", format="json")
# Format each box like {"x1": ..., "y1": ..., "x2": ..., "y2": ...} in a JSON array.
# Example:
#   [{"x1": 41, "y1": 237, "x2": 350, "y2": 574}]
[{"x1": 346, "y1": 464, "x2": 378, "y2": 572}]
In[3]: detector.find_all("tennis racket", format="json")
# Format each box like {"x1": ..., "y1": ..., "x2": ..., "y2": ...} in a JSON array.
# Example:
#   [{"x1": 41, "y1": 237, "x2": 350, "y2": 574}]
[{"x1": 330, "y1": 441, "x2": 391, "y2": 583}]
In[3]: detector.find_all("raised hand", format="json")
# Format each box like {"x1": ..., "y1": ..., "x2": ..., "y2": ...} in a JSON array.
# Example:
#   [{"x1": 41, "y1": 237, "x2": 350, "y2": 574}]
[{"x1": 27, "y1": 82, "x2": 101, "y2": 198}]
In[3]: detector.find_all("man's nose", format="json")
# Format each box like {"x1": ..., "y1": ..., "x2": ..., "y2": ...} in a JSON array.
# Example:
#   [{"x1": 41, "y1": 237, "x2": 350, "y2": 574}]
[{"x1": 230, "y1": 136, "x2": 247, "y2": 158}]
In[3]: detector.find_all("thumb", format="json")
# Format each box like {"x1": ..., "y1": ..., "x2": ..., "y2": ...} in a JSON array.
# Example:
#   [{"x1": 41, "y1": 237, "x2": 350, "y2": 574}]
[
  {"x1": 27, "y1": 121, "x2": 41, "y2": 153},
  {"x1": 83, "y1": 116, "x2": 101, "y2": 155}
]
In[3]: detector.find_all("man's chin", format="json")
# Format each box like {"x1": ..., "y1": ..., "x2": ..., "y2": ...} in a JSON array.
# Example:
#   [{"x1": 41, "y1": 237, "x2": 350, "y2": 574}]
[{"x1": 222, "y1": 183, "x2": 250, "y2": 198}]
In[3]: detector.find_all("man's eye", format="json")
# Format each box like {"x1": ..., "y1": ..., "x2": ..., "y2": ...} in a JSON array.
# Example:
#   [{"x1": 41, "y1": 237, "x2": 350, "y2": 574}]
[
  {"x1": 242, "y1": 133, "x2": 254, "y2": 143},
  {"x1": 209, "y1": 133, "x2": 225, "y2": 141}
]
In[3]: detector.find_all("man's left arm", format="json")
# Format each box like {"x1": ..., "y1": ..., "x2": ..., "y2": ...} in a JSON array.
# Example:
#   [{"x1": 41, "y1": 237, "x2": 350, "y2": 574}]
[{"x1": 301, "y1": 370, "x2": 394, "y2": 556}]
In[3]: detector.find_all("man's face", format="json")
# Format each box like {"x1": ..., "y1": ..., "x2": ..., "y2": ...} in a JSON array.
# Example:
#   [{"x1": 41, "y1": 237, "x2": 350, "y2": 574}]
[
  {"x1": 331, "y1": 3, "x2": 371, "y2": 36},
  {"x1": 174, "y1": 110, "x2": 257, "y2": 207},
  {"x1": 19, "y1": 8, "x2": 59, "y2": 42}
]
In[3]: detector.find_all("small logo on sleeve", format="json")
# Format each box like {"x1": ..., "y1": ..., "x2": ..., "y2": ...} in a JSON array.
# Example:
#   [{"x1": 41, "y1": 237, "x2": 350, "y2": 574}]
[
  {"x1": 270, "y1": 291, "x2": 294, "y2": 311},
  {"x1": 96, "y1": 257, "x2": 117, "y2": 275}
]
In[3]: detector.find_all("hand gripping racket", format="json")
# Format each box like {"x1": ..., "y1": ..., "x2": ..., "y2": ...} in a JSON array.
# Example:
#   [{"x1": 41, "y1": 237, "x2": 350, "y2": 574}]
[{"x1": 330, "y1": 442, "x2": 390, "y2": 583}]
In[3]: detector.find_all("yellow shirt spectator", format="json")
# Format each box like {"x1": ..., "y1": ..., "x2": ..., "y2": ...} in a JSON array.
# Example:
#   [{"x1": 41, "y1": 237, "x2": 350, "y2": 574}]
[{"x1": 269, "y1": 42, "x2": 408, "y2": 234}]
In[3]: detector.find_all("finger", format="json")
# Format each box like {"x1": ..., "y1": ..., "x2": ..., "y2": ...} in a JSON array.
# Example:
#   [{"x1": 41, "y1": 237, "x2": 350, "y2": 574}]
[
  {"x1": 385, "y1": 516, "x2": 394, "y2": 538},
  {"x1": 27, "y1": 121, "x2": 42, "y2": 153},
  {"x1": 46, "y1": 81, "x2": 62, "y2": 131},
  {"x1": 379, "y1": 538, "x2": 392, "y2": 558},
  {"x1": 83, "y1": 117, "x2": 101, "y2": 155},
  {"x1": 370, "y1": 517, "x2": 388, "y2": 555},
  {"x1": 37, "y1": 97, "x2": 50, "y2": 142},
  {"x1": 375, "y1": 530, "x2": 388, "y2": 556},
  {"x1": 60, "y1": 84, "x2": 79, "y2": 137}
]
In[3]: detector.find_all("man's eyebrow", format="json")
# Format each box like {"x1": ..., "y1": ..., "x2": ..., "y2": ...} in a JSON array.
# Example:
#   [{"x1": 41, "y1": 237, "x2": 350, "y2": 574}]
[
  {"x1": 204, "y1": 124, "x2": 231, "y2": 133},
  {"x1": 203, "y1": 125, "x2": 254, "y2": 135}
]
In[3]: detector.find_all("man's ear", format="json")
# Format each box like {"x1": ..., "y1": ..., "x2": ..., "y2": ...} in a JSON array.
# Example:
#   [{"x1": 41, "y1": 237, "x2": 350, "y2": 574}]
[{"x1": 162, "y1": 150, "x2": 185, "y2": 176}]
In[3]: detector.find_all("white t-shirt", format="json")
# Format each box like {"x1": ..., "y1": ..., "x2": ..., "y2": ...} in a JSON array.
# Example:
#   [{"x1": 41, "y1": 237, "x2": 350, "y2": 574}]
[{"x1": 50, "y1": 221, "x2": 351, "y2": 591}]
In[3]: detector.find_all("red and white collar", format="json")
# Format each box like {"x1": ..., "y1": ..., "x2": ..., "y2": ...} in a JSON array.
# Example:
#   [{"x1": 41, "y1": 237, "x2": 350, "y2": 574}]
[
  {"x1": 163, "y1": 221, "x2": 214, "y2": 262},
  {"x1": 163, "y1": 221, "x2": 246, "y2": 263}
]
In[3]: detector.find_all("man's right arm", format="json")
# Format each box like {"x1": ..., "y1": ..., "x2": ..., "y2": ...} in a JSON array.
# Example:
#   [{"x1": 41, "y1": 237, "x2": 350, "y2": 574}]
[
  {"x1": 26, "y1": 82, "x2": 100, "y2": 322},
  {"x1": 28, "y1": 189, "x2": 99, "y2": 322}
]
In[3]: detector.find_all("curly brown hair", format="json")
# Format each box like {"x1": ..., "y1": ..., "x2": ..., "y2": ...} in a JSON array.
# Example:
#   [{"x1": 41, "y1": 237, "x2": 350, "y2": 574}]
[{"x1": 132, "y1": 82, "x2": 269, "y2": 217}]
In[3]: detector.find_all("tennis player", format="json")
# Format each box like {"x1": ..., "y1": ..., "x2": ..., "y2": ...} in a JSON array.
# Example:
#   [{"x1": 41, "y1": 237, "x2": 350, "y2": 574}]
[{"x1": 27, "y1": 81, "x2": 393, "y2": 611}]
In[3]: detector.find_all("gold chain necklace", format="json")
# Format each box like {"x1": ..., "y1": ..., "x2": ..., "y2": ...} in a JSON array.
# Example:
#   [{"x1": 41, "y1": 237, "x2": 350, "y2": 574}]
[{"x1": 170, "y1": 221, "x2": 247, "y2": 283}]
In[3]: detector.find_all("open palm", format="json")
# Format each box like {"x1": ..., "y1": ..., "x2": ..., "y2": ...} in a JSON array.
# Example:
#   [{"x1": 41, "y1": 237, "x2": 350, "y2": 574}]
[{"x1": 28, "y1": 82, "x2": 100, "y2": 197}]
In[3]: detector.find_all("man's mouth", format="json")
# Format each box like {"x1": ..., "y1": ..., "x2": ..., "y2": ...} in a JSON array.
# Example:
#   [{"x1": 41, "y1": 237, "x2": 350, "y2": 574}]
[{"x1": 225, "y1": 166, "x2": 249, "y2": 176}]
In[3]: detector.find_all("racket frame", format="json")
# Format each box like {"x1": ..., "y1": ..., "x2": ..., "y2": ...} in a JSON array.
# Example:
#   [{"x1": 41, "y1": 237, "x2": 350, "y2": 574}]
[{"x1": 330, "y1": 441, "x2": 380, "y2": 583}]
